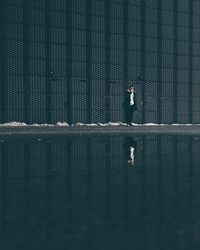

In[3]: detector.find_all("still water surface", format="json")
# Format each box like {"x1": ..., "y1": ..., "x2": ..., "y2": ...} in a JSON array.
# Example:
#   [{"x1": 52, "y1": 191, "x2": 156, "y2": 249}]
[{"x1": 0, "y1": 134, "x2": 200, "y2": 250}]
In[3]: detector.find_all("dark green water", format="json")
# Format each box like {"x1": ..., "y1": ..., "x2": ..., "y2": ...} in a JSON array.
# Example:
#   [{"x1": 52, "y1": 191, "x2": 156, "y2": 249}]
[{"x1": 0, "y1": 134, "x2": 200, "y2": 250}]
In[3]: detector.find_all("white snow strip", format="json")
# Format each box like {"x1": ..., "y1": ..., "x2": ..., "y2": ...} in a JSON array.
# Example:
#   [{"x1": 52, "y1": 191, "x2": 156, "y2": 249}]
[
  {"x1": 56, "y1": 122, "x2": 70, "y2": 126},
  {"x1": 31, "y1": 123, "x2": 54, "y2": 126},
  {"x1": 0, "y1": 121, "x2": 200, "y2": 127},
  {"x1": 1, "y1": 121, "x2": 27, "y2": 126},
  {"x1": 97, "y1": 122, "x2": 127, "y2": 126},
  {"x1": 74, "y1": 122, "x2": 98, "y2": 126}
]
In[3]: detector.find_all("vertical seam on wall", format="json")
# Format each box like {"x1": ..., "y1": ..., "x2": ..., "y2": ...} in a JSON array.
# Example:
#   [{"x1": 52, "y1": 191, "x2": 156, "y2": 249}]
[
  {"x1": 86, "y1": 0, "x2": 92, "y2": 123},
  {"x1": 157, "y1": 0, "x2": 162, "y2": 123},
  {"x1": 123, "y1": 0, "x2": 128, "y2": 123},
  {"x1": 173, "y1": 1, "x2": 178, "y2": 123},
  {"x1": 23, "y1": 0, "x2": 30, "y2": 123},
  {"x1": 140, "y1": 0, "x2": 146, "y2": 124},
  {"x1": 0, "y1": 0, "x2": 6, "y2": 123},
  {"x1": 188, "y1": 1, "x2": 193, "y2": 123},
  {"x1": 105, "y1": 0, "x2": 110, "y2": 123},
  {"x1": 123, "y1": 1, "x2": 128, "y2": 86},
  {"x1": 45, "y1": 0, "x2": 52, "y2": 123},
  {"x1": 66, "y1": 0, "x2": 72, "y2": 124}
]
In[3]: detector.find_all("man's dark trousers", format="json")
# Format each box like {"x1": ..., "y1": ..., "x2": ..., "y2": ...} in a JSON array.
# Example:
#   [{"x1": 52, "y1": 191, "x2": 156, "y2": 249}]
[{"x1": 125, "y1": 105, "x2": 135, "y2": 125}]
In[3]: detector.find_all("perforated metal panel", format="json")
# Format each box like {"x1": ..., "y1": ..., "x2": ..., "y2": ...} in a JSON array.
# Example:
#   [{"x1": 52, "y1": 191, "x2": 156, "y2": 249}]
[{"x1": 1, "y1": 0, "x2": 200, "y2": 124}]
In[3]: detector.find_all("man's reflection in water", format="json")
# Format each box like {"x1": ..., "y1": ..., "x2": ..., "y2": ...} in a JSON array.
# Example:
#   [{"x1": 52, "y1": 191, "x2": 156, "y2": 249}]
[{"x1": 124, "y1": 137, "x2": 137, "y2": 167}]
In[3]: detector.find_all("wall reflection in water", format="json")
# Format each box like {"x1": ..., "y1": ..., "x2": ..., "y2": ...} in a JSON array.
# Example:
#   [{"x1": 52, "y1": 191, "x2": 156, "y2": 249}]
[{"x1": 0, "y1": 135, "x2": 200, "y2": 250}]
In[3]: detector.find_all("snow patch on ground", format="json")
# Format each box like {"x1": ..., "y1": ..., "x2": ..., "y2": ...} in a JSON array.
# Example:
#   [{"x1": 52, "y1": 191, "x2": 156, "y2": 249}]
[
  {"x1": 74, "y1": 122, "x2": 98, "y2": 126},
  {"x1": 1, "y1": 122, "x2": 27, "y2": 126},
  {"x1": 0, "y1": 121, "x2": 199, "y2": 127},
  {"x1": 56, "y1": 122, "x2": 70, "y2": 126},
  {"x1": 97, "y1": 122, "x2": 127, "y2": 126},
  {"x1": 31, "y1": 123, "x2": 55, "y2": 126}
]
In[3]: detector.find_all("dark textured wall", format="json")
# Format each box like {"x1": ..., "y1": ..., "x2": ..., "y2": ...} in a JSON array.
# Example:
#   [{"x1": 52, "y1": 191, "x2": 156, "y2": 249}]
[{"x1": 0, "y1": 0, "x2": 200, "y2": 124}]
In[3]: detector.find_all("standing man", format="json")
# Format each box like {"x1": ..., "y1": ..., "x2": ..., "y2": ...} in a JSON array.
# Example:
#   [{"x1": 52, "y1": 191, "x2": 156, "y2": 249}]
[{"x1": 124, "y1": 84, "x2": 137, "y2": 125}]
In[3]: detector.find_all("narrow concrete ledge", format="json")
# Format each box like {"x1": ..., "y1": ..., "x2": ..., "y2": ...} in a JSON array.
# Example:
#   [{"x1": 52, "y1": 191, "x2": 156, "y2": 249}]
[{"x1": 1, "y1": 124, "x2": 200, "y2": 136}]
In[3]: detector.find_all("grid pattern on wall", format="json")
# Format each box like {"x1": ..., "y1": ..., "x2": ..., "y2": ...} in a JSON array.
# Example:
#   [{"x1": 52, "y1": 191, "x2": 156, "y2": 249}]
[{"x1": 0, "y1": 0, "x2": 200, "y2": 124}]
